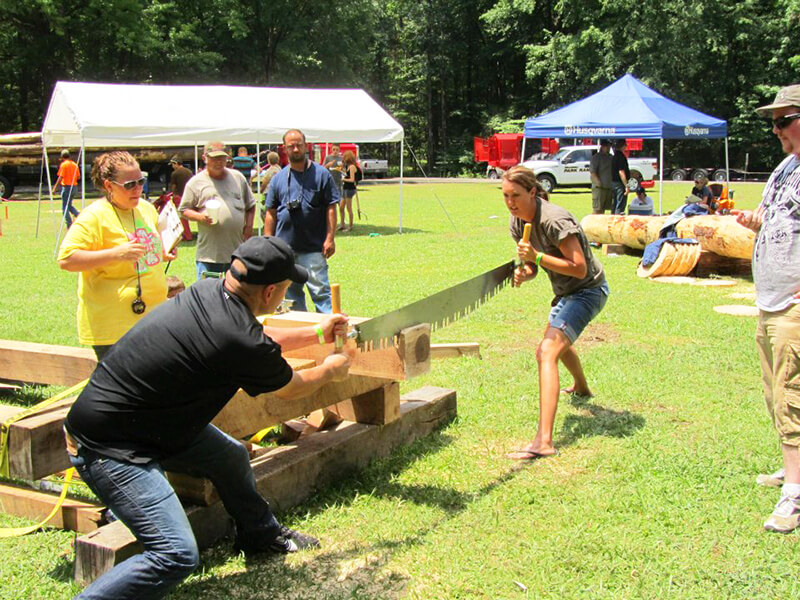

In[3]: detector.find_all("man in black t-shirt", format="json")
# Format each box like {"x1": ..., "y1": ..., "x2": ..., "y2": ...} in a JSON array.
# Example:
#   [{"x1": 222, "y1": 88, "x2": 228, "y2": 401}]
[
  {"x1": 65, "y1": 236, "x2": 351, "y2": 600},
  {"x1": 611, "y1": 139, "x2": 630, "y2": 214}
]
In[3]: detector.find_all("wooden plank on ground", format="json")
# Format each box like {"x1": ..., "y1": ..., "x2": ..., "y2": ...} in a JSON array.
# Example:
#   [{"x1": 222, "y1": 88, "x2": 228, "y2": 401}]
[
  {"x1": 0, "y1": 340, "x2": 96, "y2": 386},
  {"x1": 0, "y1": 483, "x2": 105, "y2": 533},
  {"x1": 74, "y1": 386, "x2": 457, "y2": 585},
  {"x1": 430, "y1": 342, "x2": 481, "y2": 359}
]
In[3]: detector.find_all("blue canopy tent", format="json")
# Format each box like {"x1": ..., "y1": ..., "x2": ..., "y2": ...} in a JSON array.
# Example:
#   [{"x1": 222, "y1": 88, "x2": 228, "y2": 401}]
[{"x1": 522, "y1": 74, "x2": 728, "y2": 212}]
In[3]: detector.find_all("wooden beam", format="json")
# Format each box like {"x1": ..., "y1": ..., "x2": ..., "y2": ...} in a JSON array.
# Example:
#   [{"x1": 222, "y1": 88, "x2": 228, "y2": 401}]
[
  {"x1": 0, "y1": 483, "x2": 105, "y2": 533},
  {"x1": 211, "y1": 372, "x2": 392, "y2": 439},
  {"x1": 273, "y1": 316, "x2": 431, "y2": 381},
  {"x1": 74, "y1": 386, "x2": 457, "y2": 585},
  {"x1": 2, "y1": 397, "x2": 76, "y2": 481},
  {"x1": 334, "y1": 382, "x2": 400, "y2": 426},
  {"x1": 0, "y1": 340, "x2": 96, "y2": 386},
  {"x1": 430, "y1": 343, "x2": 481, "y2": 359}
]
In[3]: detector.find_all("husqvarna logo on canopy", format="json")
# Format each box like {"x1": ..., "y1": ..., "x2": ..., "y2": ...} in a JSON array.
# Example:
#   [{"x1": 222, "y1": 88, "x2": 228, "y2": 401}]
[
  {"x1": 563, "y1": 126, "x2": 616, "y2": 136},
  {"x1": 684, "y1": 126, "x2": 710, "y2": 136}
]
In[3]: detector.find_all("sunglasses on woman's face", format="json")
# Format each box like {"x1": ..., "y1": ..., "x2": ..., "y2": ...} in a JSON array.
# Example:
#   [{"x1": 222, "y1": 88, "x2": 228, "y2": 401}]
[
  {"x1": 772, "y1": 113, "x2": 800, "y2": 130},
  {"x1": 111, "y1": 177, "x2": 147, "y2": 190}
]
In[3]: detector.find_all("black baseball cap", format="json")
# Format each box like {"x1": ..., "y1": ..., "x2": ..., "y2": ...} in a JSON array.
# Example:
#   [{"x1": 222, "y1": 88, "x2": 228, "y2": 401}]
[{"x1": 230, "y1": 237, "x2": 308, "y2": 286}]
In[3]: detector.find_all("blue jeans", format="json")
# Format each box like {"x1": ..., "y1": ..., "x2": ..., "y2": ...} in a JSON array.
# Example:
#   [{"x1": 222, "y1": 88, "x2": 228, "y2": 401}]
[
  {"x1": 611, "y1": 182, "x2": 628, "y2": 214},
  {"x1": 61, "y1": 185, "x2": 79, "y2": 227},
  {"x1": 548, "y1": 281, "x2": 610, "y2": 344},
  {"x1": 196, "y1": 261, "x2": 230, "y2": 282},
  {"x1": 69, "y1": 425, "x2": 279, "y2": 600},
  {"x1": 285, "y1": 251, "x2": 331, "y2": 313}
]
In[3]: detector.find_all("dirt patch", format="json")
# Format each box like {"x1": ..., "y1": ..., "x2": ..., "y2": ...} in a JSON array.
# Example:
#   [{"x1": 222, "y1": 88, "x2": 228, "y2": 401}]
[{"x1": 577, "y1": 322, "x2": 620, "y2": 348}]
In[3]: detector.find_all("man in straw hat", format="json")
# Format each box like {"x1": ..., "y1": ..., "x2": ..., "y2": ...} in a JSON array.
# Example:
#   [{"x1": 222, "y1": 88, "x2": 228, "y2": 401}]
[{"x1": 735, "y1": 84, "x2": 800, "y2": 532}]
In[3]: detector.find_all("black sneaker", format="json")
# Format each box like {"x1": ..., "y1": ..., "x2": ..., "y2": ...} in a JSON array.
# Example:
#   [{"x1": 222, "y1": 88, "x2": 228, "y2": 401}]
[
  {"x1": 279, "y1": 525, "x2": 320, "y2": 551},
  {"x1": 234, "y1": 525, "x2": 320, "y2": 555}
]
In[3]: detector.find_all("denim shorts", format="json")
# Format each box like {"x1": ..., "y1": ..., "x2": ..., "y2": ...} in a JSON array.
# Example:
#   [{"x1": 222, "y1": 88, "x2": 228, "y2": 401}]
[{"x1": 548, "y1": 281, "x2": 609, "y2": 343}]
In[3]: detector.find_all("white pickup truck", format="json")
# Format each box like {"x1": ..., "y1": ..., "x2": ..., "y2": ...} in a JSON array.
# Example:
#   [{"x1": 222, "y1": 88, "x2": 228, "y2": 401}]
[
  {"x1": 521, "y1": 145, "x2": 658, "y2": 193},
  {"x1": 359, "y1": 158, "x2": 389, "y2": 178}
]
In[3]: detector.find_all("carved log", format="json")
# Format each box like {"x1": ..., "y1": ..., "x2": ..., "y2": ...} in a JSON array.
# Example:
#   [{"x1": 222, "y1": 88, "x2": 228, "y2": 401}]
[{"x1": 580, "y1": 214, "x2": 755, "y2": 258}]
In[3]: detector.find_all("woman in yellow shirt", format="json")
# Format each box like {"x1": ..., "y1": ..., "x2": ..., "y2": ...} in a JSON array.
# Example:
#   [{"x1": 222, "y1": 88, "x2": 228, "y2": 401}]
[{"x1": 58, "y1": 151, "x2": 177, "y2": 360}]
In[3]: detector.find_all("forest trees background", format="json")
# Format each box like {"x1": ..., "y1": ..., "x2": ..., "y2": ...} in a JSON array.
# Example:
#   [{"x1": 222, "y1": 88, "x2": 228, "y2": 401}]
[{"x1": 2, "y1": 0, "x2": 800, "y2": 173}]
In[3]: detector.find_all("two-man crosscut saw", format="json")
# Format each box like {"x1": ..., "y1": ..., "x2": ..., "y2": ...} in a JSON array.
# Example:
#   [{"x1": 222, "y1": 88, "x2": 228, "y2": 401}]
[{"x1": 348, "y1": 260, "x2": 516, "y2": 351}]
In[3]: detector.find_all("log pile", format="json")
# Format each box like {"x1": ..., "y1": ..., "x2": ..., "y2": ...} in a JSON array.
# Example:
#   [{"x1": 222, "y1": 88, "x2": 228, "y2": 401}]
[{"x1": 580, "y1": 214, "x2": 756, "y2": 278}]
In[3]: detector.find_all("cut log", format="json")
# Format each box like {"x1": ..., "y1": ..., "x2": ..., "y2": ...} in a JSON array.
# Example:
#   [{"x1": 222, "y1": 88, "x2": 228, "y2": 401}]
[
  {"x1": 580, "y1": 214, "x2": 755, "y2": 259},
  {"x1": 265, "y1": 313, "x2": 431, "y2": 380},
  {"x1": 692, "y1": 250, "x2": 752, "y2": 277},
  {"x1": 0, "y1": 340, "x2": 96, "y2": 386},
  {"x1": 674, "y1": 216, "x2": 755, "y2": 259},
  {"x1": 74, "y1": 386, "x2": 457, "y2": 585},
  {"x1": 637, "y1": 242, "x2": 701, "y2": 278},
  {"x1": 0, "y1": 483, "x2": 105, "y2": 533},
  {"x1": 581, "y1": 214, "x2": 666, "y2": 249}
]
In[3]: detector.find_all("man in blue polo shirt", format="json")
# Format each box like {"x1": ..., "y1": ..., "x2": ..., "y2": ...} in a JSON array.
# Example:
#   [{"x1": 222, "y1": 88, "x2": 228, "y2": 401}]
[{"x1": 264, "y1": 129, "x2": 339, "y2": 312}]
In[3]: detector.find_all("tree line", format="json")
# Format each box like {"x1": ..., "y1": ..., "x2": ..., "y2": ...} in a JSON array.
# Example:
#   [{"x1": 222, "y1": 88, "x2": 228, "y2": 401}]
[{"x1": 1, "y1": 0, "x2": 798, "y2": 173}]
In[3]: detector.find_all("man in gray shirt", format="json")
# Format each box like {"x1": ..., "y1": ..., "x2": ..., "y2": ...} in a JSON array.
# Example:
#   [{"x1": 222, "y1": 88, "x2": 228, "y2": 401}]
[
  {"x1": 736, "y1": 84, "x2": 800, "y2": 533},
  {"x1": 179, "y1": 141, "x2": 256, "y2": 280},
  {"x1": 323, "y1": 145, "x2": 344, "y2": 200}
]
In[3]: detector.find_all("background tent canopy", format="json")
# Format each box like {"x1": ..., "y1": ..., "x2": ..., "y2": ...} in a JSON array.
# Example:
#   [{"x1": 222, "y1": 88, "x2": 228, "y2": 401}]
[
  {"x1": 42, "y1": 82, "x2": 404, "y2": 148},
  {"x1": 524, "y1": 74, "x2": 727, "y2": 140}
]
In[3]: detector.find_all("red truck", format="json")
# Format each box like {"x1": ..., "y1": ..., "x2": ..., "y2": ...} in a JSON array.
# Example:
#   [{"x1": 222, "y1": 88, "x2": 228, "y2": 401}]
[{"x1": 474, "y1": 135, "x2": 559, "y2": 179}]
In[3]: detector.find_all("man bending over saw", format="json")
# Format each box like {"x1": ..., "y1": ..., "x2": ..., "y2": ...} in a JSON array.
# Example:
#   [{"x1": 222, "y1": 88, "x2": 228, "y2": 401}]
[{"x1": 64, "y1": 236, "x2": 351, "y2": 600}]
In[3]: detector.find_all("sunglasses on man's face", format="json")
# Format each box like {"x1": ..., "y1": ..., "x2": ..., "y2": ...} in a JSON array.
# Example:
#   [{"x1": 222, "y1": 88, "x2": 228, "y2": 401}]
[
  {"x1": 111, "y1": 177, "x2": 147, "y2": 190},
  {"x1": 772, "y1": 113, "x2": 800, "y2": 130}
]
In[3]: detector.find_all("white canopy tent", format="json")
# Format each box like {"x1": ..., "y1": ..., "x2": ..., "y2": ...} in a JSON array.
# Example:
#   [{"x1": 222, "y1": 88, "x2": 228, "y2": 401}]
[{"x1": 40, "y1": 81, "x2": 406, "y2": 236}]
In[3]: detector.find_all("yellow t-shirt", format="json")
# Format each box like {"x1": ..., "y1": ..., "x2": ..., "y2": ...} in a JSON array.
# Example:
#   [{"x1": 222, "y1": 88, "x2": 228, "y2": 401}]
[{"x1": 58, "y1": 199, "x2": 168, "y2": 345}]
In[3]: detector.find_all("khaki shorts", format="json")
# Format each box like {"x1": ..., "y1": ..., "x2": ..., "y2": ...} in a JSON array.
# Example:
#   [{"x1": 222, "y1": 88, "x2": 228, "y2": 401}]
[
  {"x1": 756, "y1": 303, "x2": 800, "y2": 445},
  {"x1": 592, "y1": 186, "x2": 613, "y2": 213}
]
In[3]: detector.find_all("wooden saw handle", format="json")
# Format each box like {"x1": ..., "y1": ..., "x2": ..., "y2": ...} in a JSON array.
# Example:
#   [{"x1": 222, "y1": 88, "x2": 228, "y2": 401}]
[
  {"x1": 515, "y1": 223, "x2": 532, "y2": 289},
  {"x1": 330, "y1": 283, "x2": 344, "y2": 350}
]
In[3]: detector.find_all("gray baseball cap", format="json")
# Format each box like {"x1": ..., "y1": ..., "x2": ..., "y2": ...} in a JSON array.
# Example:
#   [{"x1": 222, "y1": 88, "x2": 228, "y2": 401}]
[{"x1": 755, "y1": 84, "x2": 800, "y2": 117}]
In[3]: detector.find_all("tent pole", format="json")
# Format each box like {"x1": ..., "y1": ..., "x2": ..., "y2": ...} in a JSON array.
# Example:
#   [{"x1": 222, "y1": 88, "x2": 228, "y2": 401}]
[
  {"x1": 399, "y1": 139, "x2": 404, "y2": 233},
  {"x1": 521, "y1": 137, "x2": 527, "y2": 163},
  {"x1": 724, "y1": 137, "x2": 730, "y2": 188},
  {"x1": 256, "y1": 138, "x2": 261, "y2": 236},
  {"x1": 80, "y1": 136, "x2": 86, "y2": 209},
  {"x1": 194, "y1": 145, "x2": 199, "y2": 173},
  {"x1": 36, "y1": 145, "x2": 48, "y2": 239},
  {"x1": 659, "y1": 139, "x2": 664, "y2": 214}
]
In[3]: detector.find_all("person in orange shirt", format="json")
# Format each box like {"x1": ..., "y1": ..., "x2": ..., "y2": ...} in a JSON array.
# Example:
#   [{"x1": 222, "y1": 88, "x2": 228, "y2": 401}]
[{"x1": 52, "y1": 149, "x2": 81, "y2": 227}]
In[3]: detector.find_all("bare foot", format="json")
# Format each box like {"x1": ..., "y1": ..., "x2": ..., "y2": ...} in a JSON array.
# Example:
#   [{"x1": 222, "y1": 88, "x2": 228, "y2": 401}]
[{"x1": 560, "y1": 385, "x2": 593, "y2": 398}]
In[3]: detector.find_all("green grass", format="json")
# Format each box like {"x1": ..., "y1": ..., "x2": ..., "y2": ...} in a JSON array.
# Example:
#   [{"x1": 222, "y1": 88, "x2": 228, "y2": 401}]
[{"x1": 1, "y1": 180, "x2": 788, "y2": 600}]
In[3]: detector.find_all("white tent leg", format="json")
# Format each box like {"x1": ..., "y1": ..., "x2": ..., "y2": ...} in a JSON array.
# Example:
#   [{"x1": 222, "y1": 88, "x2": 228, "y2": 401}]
[
  {"x1": 521, "y1": 137, "x2": 527, "y2": 163},
  {"x1": 659, "y1": 139, "x2": 664, "y2": 214},
  {"x1": 80, "y1": 137, "x2": 86, "y2": 209},
  {"x1": 36, "y1": 145, "x2": 49, "y2": 238},
  {"x1": 399, "y1": 140, "x2": 404, "y2": 233},
  {"x1": 194, "y1": 145, "x2": 199, "y2": 173},
  {"x1": 724, "y1": 137, "x2": 730, "y2": 187},
  {"x1": 256, "y1": 139, "x2": 261, "y2": 236}
]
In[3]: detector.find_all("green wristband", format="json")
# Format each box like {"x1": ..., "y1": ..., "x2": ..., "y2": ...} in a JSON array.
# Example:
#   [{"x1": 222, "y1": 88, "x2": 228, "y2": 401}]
[
  {"x1": 535, "y1": 252, "x2": 544, "y2": 267},
  {"x1": 314, "y1": 325, "x2": 326, "y2": 345}
]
